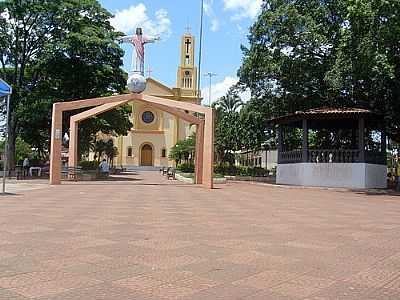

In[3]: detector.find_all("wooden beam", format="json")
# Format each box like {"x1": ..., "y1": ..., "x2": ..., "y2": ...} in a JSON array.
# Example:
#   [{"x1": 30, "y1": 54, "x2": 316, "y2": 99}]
[
  {"x1": 70, "y1": 100, "x2": 130, "y2": 123},
  {"x1": 195, "y1": 121, "x2": 205, "y2": 184},
  {"x1": 55, "y1": 94, "x2": 135, "y2": 112}
]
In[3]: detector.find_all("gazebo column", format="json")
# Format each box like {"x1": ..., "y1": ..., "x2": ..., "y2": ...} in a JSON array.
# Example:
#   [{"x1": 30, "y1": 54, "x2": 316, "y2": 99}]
[
  {"x1": 302, "y1": 119, "x2": 309, "y2": 163},
  {"x1": 277, "y1": 125, "x2": 283, "y2": 164},
  {"x1": 381, "y1": 126, "x2": 387, "y2": 163},
  {"x1": 358, "y1": 117, "x2": 365, "y2": 162}
]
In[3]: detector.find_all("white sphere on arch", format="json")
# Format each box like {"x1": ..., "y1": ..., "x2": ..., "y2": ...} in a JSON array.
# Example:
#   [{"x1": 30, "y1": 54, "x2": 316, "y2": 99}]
[{"x1": 127, "y1": 72, "x2": 147, "y2": 93}]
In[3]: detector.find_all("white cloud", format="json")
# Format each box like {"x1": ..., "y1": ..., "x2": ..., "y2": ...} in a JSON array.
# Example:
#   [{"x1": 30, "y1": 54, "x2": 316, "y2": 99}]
[
  {"x1": 201, "y1": 76, "x2": 251, "y2": 105},
  {"x1": 223, "y1": 0, "x2": 262, "y2": 20},
  {"x1": 204, "y1": 0, "x2": 219, "y2": 32},
  {"x1": 110, "y1": 4, "x2": 171, "y2": 38}
]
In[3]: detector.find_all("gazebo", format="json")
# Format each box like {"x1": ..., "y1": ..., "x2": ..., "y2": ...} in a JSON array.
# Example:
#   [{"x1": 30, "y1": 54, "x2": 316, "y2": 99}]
[{"x1": 270, "y1": 108, "x2": 387, "y2": 189}]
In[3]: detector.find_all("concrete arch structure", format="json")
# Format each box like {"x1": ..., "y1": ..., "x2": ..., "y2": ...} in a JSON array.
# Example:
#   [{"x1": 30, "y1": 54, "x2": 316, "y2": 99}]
[{"x1": 50, "y1": 93, "x2": 214, "y2": 188}]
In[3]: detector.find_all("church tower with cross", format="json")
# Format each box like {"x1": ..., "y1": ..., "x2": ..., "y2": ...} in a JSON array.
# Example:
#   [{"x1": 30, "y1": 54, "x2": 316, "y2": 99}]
[
  {"x1": 177, "y1": 32, "x2": 198, "y2": 97},
  {"x1": 94, "y1": 31, "x2": 201, "y2": 169}
]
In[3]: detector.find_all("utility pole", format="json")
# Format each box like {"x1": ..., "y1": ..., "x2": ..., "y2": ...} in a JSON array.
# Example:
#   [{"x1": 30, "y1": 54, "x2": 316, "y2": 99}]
[
  {"x1": 204, "y1": 72, "x2": 217, "y2": 106},
  {"x1": 197, "y1": 0, "x2": 205, "y2": 104},
  {"x1": 0, "y1": 79, "x2": 12, "y2": 195}
]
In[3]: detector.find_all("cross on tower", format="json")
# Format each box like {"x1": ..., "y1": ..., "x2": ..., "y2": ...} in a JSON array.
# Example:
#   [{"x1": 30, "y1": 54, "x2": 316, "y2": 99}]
[
  {"x1": 146, "y1": 67, "x2": 154, "y2": 78},
  {"x1": 185, "y1": 39, "x2": 191, "y2": 54}
]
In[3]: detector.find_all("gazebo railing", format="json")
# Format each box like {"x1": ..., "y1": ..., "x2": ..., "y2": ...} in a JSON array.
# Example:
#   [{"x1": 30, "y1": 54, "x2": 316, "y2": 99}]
[
  {"x1": 365, "y1": 151, "x2": 387, "y2": 165},
  {"x1": 280, "y1": 149, "x2": 386, "y2": 164},
  {"x1": 279, "y1": 150, "x2": 303, "y2": 163},
  {"x1": 308, "y1": 149, "x2": 360, "y2": 163}
]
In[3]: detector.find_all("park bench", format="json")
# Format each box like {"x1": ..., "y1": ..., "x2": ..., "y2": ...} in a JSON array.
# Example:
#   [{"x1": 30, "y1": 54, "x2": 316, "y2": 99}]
[
  {"x1": 161, "y1": 167, "x2": 168, "y2": 176},
  {"x1": 61, "y1": 166, "x2": 83, "y2": 181},
  {"x1": 167, "y1": 167, "x2": 175, "y2": 180}
]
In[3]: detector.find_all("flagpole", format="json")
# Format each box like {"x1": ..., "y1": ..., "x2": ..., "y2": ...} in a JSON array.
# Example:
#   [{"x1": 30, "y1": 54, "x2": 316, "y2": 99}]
[{"x1": 197, "y1": 0, "x2": 204, "y2": 105}]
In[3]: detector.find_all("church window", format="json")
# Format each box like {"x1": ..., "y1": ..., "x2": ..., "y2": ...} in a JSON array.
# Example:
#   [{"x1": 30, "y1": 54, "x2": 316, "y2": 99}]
[
  {"x1": 127, "y1": 147, "x2": 133, "y2": 157},
  {"x1": 183, "y1": 71, "x2": 192, "y2": 89},
  {"x1": 161, "y1": 148, "x2": 167, "y2": 158},
  {"x1": 142, "y1": 111, "x2": 155, "y2": 124}
]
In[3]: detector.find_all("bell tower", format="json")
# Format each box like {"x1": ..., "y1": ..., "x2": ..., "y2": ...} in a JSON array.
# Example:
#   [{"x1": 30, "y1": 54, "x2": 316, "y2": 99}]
[{"x1": 177, "y1": 32, "x2": 198, "y2": 97}]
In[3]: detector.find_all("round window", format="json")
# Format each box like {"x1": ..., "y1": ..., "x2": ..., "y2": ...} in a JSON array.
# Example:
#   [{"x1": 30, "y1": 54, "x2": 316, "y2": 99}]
[{"x1": 142, "y1": 111, "x2": 155, "y2": 124}]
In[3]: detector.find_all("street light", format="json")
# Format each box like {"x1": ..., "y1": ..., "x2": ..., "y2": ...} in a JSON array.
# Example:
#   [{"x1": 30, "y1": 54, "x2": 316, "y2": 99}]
[
  {"x1": 0, "y1": 78, "x2": 12, "y2": 195},
  {"x1": 197, "y1": 0, "x2": 205, "y2": 104},
  {"x1": 204, "y1": 72, "x2": 217, "y2": 106}
]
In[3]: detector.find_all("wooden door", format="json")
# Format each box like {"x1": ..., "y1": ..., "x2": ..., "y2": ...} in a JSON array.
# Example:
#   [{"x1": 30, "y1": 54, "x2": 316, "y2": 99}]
[{"x1": 141, "y1": 144, "x2": 153, "y2": 166}]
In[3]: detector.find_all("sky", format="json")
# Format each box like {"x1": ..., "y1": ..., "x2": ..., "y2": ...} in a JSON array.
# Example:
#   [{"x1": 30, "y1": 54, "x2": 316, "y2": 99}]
[{"x1": 99, "y1": 0, "x2": 261, "y2": 104}]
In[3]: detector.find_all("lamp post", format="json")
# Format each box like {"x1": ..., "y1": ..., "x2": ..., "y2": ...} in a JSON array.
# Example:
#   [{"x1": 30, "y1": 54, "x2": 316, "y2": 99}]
[
  {"x1": 197, "y1": 0, "x2": 204, "y2": 104},
  {"x1": 204, "y1": 72, "x2": 217, "y2": 106},
  {"x1": 0, "y1": 79, "x2": 12, "y2": 195}
]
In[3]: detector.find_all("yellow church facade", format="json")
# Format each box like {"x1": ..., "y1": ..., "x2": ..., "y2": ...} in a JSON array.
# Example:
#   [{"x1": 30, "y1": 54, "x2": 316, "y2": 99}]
[{"x1": 113, "y1": 33, "x2": 199, "y2": 168}]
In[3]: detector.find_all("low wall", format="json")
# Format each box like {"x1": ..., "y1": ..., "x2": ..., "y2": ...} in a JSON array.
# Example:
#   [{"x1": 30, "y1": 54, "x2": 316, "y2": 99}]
[
  {"x1": 224, "y1": 176, "x2": 276, "y2": 183},
  {"x1": 175, "y1": 173, "x2": 227, "y2": 184},
  {"x1": 277, "y1": 163, "x2": 387, "y2": 189}
]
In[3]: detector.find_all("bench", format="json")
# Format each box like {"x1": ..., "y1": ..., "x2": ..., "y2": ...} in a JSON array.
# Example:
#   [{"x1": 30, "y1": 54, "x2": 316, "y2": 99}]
[
  {"x1": 161, "y1": 167, "x2": 168, "y2": 176},
  {"x1": 167, "y1": 167, "x2": 176, "y2": 180},
  {"x1": 61, "y1": 166, "x2": 83, "y2": 181}
]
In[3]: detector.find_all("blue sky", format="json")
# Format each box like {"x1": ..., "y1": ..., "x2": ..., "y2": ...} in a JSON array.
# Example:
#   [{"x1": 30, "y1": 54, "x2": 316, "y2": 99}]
[{"x1": 99, "y1": 0, "x2": 261, "y2": 103}]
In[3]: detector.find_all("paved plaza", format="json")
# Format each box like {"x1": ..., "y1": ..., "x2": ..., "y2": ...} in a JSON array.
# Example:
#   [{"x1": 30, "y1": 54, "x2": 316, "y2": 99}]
[{"x1": 0, "y1": 172, "x2": 400, "y2": 299}]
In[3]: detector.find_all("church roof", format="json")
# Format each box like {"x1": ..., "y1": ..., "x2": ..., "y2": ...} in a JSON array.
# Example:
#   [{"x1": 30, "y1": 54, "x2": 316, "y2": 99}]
[{"x1": 144, "y1": 77, "x2": 175, "y2": 97}]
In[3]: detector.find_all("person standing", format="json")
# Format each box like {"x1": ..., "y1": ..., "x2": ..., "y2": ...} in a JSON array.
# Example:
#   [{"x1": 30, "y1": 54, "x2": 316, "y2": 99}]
[{"x1": 23, "y1": 157, "x2": 29, "y2": 178}]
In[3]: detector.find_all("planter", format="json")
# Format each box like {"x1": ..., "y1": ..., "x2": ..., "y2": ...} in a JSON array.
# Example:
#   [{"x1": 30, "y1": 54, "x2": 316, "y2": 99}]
[
  {"x1": 224, "y1": 175, "x2": 276, "y2": 183},
  {"x1": 80, "y1": 172, "x2": 98, "y2": 181},
  {"x1": 175, "y1": 173, "x2": 227, "y2": 184}
]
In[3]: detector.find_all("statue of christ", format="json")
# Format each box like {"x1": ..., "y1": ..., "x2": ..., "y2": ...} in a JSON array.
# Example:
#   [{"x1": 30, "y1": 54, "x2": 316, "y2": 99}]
[{"x1": 118, "y1": 28, "x2": 160, "y2": 76}]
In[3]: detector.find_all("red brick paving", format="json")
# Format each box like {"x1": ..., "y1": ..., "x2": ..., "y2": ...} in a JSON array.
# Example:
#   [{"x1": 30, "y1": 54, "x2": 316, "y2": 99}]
[{"x1": 0, "y1": 171, "x2": 400, "y2": 299}]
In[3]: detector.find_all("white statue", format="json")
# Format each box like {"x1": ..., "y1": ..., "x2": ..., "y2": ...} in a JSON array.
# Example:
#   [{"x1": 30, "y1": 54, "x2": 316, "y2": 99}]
[{"x1": 117, "y1": 27, "x2": 160, "y2": 75}]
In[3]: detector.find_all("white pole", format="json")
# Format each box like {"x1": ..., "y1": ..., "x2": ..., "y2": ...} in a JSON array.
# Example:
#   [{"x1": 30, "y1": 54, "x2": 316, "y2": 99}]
[
  {"x1": 208, "y1": 75, "x2": 212, "y2": 106},
  {"x1": 197, "y1": 0, "x2": 204, "y2": 104},
  {"x1": 2, "y1": 94, "x2": 10, "y2": 194}
]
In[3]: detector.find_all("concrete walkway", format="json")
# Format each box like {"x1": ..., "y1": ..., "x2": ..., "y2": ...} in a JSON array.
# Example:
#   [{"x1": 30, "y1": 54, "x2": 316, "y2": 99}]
[{"x1": 0, "y1": 171, "x2": 400, "y2": 299}]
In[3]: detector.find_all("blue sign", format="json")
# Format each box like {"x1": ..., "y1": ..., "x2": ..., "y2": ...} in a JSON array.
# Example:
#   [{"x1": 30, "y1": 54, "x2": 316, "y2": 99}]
[{"x1": 0, "y1": 79, "x2": 12, "y2": 97}]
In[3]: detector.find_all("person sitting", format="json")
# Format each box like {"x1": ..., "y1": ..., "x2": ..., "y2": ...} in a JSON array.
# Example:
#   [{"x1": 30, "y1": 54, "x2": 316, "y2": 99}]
[{"x1": 98, "y1": 159, "x2": 110, "y2": 178}]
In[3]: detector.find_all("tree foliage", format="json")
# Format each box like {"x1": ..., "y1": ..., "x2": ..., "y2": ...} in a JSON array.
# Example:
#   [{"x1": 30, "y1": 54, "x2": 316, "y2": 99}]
[
  {"x1": 0, "y1": 0, "x2": 130, "y2": 167},
  {"x1": 238, "y1": 0, "x2": 400, "y2": 142},
  {"x1": 169, "y1": 134, "x2": 196, "y2": 165}
]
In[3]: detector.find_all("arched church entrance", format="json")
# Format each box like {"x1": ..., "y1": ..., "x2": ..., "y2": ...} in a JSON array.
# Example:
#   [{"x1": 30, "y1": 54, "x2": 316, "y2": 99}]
[{"x1": 140, "y1": 144, "x2": 153, "y2": 166}]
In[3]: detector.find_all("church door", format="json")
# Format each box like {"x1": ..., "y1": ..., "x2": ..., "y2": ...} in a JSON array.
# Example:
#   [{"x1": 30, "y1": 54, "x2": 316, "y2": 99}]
[{"x1": 140, "y1": 144, "x2": 153, "y2": 166}]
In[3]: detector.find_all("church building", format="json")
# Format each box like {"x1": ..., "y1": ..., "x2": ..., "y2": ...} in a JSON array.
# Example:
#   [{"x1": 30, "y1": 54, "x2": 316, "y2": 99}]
[{"x1": 113, "y1": 32, "x2": 200, "y2": 168}]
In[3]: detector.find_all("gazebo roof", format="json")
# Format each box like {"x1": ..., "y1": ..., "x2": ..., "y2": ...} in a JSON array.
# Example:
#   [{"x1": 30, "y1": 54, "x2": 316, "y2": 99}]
[{"x1": 270, "y1": 107, "x2": 377, "y2": 124}]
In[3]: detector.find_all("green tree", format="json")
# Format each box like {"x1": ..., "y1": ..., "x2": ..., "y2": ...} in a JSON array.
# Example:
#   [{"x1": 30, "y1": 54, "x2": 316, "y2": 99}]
[
  {"x1": 325, "y1": 0, "x2": 400, "y2": 141},
  {"x1": 212, "y1": 88, "x2": 245, "y2": 164},
  {"x1": 238, "y1": 0, "x2": 400, "y2": 142},
  {"x1": 213, "y1": 87, "x2": 243, "y2": 113},
  {"x1": 169, "y1": 134, "x2": 196, "y2": 165},
  {"x1": 0, "y1": 136, "x2": 32, "y2": 164},
  {"x1": 0, "y1": 0, "x2": 129, "y2": 168}
]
